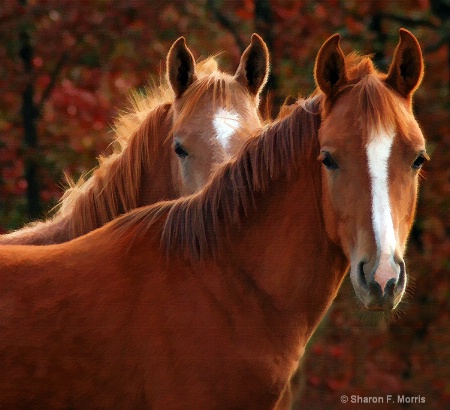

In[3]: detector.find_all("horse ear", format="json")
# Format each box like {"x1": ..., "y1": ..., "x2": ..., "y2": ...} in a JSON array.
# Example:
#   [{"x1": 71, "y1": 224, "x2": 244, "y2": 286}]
[
  {"x1": 385, "y1": 28, "x2": 424, "y2": 99},
  {"x1": 314, "y1": 34, "x2": 347, "y2": 98},
  {"x1": 167, "y1": 37, "x2": 197, "y2": 98},
  {"x1": 235, "y1": 33, "x2": 270, "y2": 96}
]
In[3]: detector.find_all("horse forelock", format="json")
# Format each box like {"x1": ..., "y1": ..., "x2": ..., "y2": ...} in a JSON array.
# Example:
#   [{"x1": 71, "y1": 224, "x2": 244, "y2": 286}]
[
  {"x1": 345, "y1": 52, "x2": 376, "y2": 82},
  {"x1": 173, "y1": 74, "x2": 242, "y2": 132},
  {"x1": 322, "y1": 53, "x2": 416, "y2": 144}
]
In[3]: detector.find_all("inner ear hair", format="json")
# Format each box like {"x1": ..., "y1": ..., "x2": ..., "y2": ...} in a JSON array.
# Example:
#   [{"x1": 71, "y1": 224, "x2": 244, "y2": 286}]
[
  {"x1": 167, "y1": 37, "x2": 197, "y2": 98},
  {"x1": 235, "y1": 33, "x2": 269, "y2": 96},
  {"x1": 314, "y1": 34, "x2": 347, "y2": 98},
  {"x1": 385, "y1": 28, "x2": 424, "y2": 99}
]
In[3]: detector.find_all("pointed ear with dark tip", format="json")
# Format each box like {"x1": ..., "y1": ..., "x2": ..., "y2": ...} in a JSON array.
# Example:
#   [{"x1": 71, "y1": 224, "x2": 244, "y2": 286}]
[
  {"x1": 385, "y1": 28, "x2": 424, "y2": 99},
  {"x1": 314, "y1": 34, "x2": 347, "y2": 98},
  {"x1": 235, "y1": 33, "x2": 270, "y2": 96},
  {"x1": 166, "y1": 37, "x2": 197, "y2": 98}
]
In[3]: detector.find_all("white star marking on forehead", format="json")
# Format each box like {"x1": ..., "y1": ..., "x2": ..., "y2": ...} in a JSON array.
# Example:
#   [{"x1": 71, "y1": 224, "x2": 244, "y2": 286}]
[{"x1": 213, "y1": 108, "x2": 240, "y2": 151}]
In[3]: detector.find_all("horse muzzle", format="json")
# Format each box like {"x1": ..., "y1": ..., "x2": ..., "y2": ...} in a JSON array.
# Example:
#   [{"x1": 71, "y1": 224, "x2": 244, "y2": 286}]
[{"x1": 351, "y1": 257, "x2": 407, "y2": 311}]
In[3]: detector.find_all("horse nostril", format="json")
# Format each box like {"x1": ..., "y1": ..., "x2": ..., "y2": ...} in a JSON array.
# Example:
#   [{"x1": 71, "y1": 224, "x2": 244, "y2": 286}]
[
  {"x1": 396, "y1": 260, "x2": 406, "y2": 290},
  {"x1": 384, "y1": 278, "x2": 396, "y2": 296},
  {"x1": 368, "y1": 280, "x2": 382, "y2": 299}
]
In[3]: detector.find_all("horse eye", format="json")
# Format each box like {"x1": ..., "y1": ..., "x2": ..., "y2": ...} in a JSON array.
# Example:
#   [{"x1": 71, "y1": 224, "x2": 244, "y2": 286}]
[
  {"x1": 412, "y1": 154, "x2": 426, "y2": 169},
  {"x1": 322, "y1": 154, "x2": 339, "y2": 170},
  {"x1": 174, "y1": 141, "x2": 188, "y2": 158}
]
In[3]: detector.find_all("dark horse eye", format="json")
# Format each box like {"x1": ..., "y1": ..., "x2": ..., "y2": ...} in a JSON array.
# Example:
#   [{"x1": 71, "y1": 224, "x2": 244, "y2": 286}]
[
  {"x1": 321, "y1": 153, "x2": 339, "y2": 170},
  {"x1": 174, "y1": 141, "x2": 188, "y2": 158},
  {"x1": 412, "y1": 154, "x2": 426, "y2": 169}
]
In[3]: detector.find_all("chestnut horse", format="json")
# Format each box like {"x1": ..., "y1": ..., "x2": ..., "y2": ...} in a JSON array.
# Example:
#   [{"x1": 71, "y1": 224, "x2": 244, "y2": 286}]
[
  {"x1": 0, "y1": 30, "x2": 426, "y2": 408},
  {"x1": 0, "y1": 34, "x2": 269, "y2": 245}
]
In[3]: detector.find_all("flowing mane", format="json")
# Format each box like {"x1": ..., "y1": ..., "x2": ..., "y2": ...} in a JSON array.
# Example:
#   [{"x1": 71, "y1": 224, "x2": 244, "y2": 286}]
[
  {"x1": 59, "y1": 103, "x2": 172, "y2": 237},
  {"x1": 112, "y1": 95, "x2": 322, "y2": 260}
]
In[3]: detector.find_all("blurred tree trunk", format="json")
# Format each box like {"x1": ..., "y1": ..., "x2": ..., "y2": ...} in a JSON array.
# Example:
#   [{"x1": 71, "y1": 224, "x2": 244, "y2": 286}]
[
  {"x1": 205, "y1": 0, "x2": 246, "y2": 52},
  {"x1": 19, "y1": 0, "x2": 41, "y2": 219}
]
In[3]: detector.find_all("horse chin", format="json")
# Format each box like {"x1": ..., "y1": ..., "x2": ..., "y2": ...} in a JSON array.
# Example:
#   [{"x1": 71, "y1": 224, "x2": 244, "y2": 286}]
[{"x1": 349, "y1": 263, "x2": 407, "y2": 312}]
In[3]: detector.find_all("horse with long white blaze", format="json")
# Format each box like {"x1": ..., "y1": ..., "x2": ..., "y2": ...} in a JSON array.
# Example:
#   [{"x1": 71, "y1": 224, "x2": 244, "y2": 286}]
[
  {"x1": 0, "y1": 30, "x2": 426, "y2": 408},
  {"x1": 0, "y1": 34, "x2": 269, "y2": 245}
]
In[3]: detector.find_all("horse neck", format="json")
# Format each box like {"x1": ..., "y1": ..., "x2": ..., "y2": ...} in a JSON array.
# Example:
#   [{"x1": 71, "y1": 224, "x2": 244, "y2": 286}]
[
  {"x1": 230, "y1": 164, "x2": 348, "y2": 332},
  {"x1": 218, "y1": 170, "x2": 348, "y2": 385}
]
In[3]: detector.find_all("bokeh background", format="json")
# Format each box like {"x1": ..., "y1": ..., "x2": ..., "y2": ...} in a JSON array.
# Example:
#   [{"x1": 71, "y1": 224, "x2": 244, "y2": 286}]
[{"x1": 0, "y1": 1, "x2": 448, "y2": 409}]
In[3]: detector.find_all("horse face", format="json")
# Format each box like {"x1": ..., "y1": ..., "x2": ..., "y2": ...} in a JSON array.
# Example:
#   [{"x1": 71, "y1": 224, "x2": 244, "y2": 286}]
[
  {"x1": 170, "y1": 81, "x2": 261, "y2": 196},
  {"x1": 167, "y1": 35, "x2": 269, "y2": 196},
  {"x1": 315, "y1": 30, "x2": 426, "y2": 311}
]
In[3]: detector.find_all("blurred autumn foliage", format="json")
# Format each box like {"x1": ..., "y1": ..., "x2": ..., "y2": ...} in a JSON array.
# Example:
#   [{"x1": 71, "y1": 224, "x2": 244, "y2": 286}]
[{"x1": 0, "y1": 0, "x2": 448, "y2": 408}]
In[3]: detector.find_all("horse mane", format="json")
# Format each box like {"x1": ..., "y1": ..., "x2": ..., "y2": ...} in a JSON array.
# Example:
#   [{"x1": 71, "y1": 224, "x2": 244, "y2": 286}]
[
  {"x1": 66, "y1": 104, "x2": 174, "y2": 237},
  {"x1": 53, "y1": 58, "x2": 222, "y2": 238},
  {"x1": 111, "y1": 95, "x2": 322, "y2": 260}
]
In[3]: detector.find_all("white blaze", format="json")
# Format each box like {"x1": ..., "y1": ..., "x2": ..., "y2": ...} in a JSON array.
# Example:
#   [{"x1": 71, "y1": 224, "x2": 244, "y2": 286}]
[
  {"x1": 366, "y1": 129, "x2": 397, "y2": 290},
  {"x1": 213, "y1": 108, "x2": 240, "y2": 152}
]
